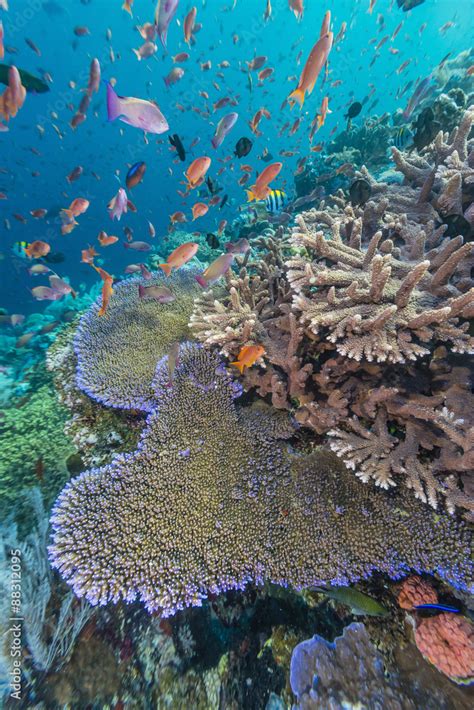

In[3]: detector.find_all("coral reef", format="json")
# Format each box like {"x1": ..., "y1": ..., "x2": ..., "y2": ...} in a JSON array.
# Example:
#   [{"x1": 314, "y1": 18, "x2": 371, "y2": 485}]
[
  {"x1": 49, "y1": 338, "x2": 473, "y2": 616},
  {"x1": 0, "y1": 490, "x2": 94, "y2": 678},
  {"x1": 414, "y1": 614, "x2": 474, "y2": 685},
  {"x1": 327, "y1": 113, "x2": 393, "y2": 169},
  {"x1": 47, "y1": 326, "x2": 144, "y2": 469},
  {"x1": 0, "y1": 380, "x2": 75, "y2": 518},
  {"x1": 74, "y1": 269, "x2": 200, "y2": 411},
  {"x1": 290, "y1": 622, "x2": 415, "y2": 709},
  {"x1": 190, "y1": 106, "x2": 474, "y2": 517},
  {"x1": 397, "y1": 575, "x2": 438, "y2": 610}
]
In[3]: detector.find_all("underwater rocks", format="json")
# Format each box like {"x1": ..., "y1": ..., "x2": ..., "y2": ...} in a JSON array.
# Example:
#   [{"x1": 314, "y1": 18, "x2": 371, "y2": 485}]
[
  {"x1": 49, "y1": 343, "x2": 472, "y2": 617},
  {"x1": 74, "y1": 269, "x2": 200, "y2": 411}
]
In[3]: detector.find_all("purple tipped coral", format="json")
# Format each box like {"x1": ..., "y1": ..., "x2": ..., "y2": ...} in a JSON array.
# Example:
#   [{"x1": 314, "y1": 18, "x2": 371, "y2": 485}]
[
  {"x1": 74, "y1": 270, "x2": 200, "y2": 412},
  {"x1": 49, "y1": 343, "x2": 472, "y2": 616}
]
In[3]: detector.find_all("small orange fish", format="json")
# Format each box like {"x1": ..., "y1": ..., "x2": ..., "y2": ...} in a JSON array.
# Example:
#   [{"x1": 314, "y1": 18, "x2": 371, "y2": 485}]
[
  {"x1": 288, "y1": 28, "x2": 333, "y2": 108},
  {"x1": 230, "y1": 345, "x2": 266, "y2": 374},
  {"x1": 158, "y1": 242, "x2": 199, "y2": 277},
  {"x1": 81, "y1": 246, "x2": 98, "y2": 264},
  {"x1": 184, "y1": 156, "x2": 211, "y2": 189},
  {"x1": 24, "y1": 240, "x2": 50, "y2": 259},
  {"x1": 98, "y1": 231, "x2": 119, "y2": 246},
  {"x1": 170, "y1": 211, "x2": 187, "y2": 224},
  {"x1": 98, "y1": 276, "x2": 114, "y2": 317},
  {"x1": 192, "y1": 202, "x2": 208, "y2": 220}
]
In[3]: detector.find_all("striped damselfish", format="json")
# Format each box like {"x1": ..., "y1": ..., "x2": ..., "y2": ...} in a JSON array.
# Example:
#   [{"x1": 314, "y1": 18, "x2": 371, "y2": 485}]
[{"x1": 264, "y1": 189, "x2": 288, "y2": 213}]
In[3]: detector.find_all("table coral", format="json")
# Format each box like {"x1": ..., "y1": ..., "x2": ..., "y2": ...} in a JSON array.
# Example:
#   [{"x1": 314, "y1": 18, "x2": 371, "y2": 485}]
[
  {"x1": 49, "y1": 345, "x2": 473, "y2": 616},
  {"x1": 414, "y1": 614, "x2": 474, "y2": 684},
  {"x1": 74, "y1": 269, "x2": 200, "y2": 412},
  {"x1": 397, "y1": 575, "x2": 438, "y2": 610}
]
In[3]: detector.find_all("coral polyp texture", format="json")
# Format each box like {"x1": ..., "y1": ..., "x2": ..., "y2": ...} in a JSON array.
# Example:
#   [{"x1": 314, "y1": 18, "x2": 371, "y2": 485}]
[
  {"x1": 290, "y1": 622, "x2": 415, "y2": 709},
  {"x1": 414, "y1": 613, "x2": 474, "y2": 684},
  {"x1": 74, "y1": 269, "x2": 200, "y2": 412},
  {"x1": 189, "y1": 106, "x2": 474, "y2": 517},
  {"x1": 288, "y1": 214, "x2": 473, "y2": 364},
  {"x1": 49, "y1": 344, "x2": 473, "y2": 616}
]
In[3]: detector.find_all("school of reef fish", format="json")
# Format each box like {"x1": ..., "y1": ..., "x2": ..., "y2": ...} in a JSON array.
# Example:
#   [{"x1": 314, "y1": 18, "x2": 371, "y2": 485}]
[{"x1": 0, "y1": 0, "x2": 474, "y2": 707}]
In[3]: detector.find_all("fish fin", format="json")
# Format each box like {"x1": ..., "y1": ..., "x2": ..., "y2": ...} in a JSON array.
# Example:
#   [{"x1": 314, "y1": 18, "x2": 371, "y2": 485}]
[
  {"x1": 132, "y1": 49, "x2": 141, "y2": 61},
  {"x1": 195, "y1": 274, "x2": 208, "y2": 288},
  {"x1": 288, "y1": 88, "x2": 305, "y2": 108},
  {"x1": 106, "y1": 81, "x2": 122, "y2": 122},
  {"x1": 159, "y1": 263, "x2": 172, "y2": 277},
  {"x1": 230, "y1": 360, "x2": 246, "y2": 374}
]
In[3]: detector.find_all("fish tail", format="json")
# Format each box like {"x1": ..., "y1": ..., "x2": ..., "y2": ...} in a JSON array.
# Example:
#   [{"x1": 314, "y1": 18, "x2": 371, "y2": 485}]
[
  {"x1": 106, "y1": 81, "x2": 122, "y2": 122},
  {"x1": 230, "y1": 360, "x2": 246, "y2": 374},
  {"x1": 121, "y1": 1, "x2": 132, "y2": 15},
  {"x1": 24, "y1": 247, "x2": 32, "y2": 258},
  {"x1": 288, "y1": 88, "x2": 305, "y2": 108},
  {"x1": 98, "y1": 307, "x2": 106, "y2": 316},
  {"x1": 159, "y1": 263, "x2": 172, "y2": 277},
  {"x1": 246, "y1": 187, "x2": 256, "y2": 202},
  {"x1": 138, "y1": 284, "x2": 145, "y2": 298},
  {"x1": 195, "y1": 274, "x2": 209, "y2": 288},
  {"x1": 132, "y1": 49, "x2": 142, "y2": 61},
  {"x1": 123, "y1": 242, "x2": 130, "y2": 249}
]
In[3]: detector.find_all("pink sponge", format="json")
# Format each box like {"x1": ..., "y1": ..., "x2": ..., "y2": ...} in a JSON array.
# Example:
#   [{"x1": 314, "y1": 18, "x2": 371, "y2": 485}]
[
  {"x1": 415, "y1": 613, "x2": 474, "y2": 682},
  {"x1": 397, "y1": 575, "x2": 438, "y2": 610}
]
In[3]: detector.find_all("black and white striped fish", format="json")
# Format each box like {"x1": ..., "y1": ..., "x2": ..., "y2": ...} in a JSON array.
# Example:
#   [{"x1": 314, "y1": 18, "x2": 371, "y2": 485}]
[
  {"x1": 264, "y1": 189, "x2": 288, "y2": 213},
  {"x1": 391, "y1": 125, "x2": 414, "y2": 149}
]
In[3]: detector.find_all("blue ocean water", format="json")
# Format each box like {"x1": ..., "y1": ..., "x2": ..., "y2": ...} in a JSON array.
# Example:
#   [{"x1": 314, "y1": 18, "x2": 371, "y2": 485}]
[{"x1": 0, "y1": 0, "x2": 471, "y2": 316}]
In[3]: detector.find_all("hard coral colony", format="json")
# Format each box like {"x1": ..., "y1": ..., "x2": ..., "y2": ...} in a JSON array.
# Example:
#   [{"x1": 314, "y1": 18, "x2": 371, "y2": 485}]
[{"x1": 0, "y1": 0, "x2": 473, "y2": 706}]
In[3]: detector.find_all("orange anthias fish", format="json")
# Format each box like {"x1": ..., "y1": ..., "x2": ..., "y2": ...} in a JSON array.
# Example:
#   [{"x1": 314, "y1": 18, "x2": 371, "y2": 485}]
[
  {"x1": 158, "y1": 242, "x2": 199, "y2": 277},
  {"x1": 0, "y1": 66, "x2": 26, "y2": 123},
  {"x1": 62, "y1": 197, "x2": 90, "y2": 218},
  {"x1": 289, "y1": 0, "x2": 304, "y2": 21},
  {"x1": 288, "y1": 29, "x2": 333, "y2": 108},
  {"x1": 98, "y1": 231, "x2": 119, "y2": 246},
  {"x1": 230, "y1": 345, "x2": 266, "y2": 374},
  {"x1": 184, "y1": 7, "x2": 197, "y2": 45},
  {"x1": 98, "y1": 276, "x2": 114, "y2": 317},
  {"x1": 192, "y1": 202, "x2": 208, "y2": 220},
  {"x1": 170, "y1": 211, "x2": 187, "y2": 224},
  {"x1": 81, "y1": 246, "x2": 99, "y2": 264},
  {"x1": 246, "y1": 162, "x2": 282, "y2": 201},
  {"x1": 184, "y1": 157, "x2": 211, "y2": 189},
  {"x1": 24, "y1": 240, "x2": 50, "y2": 259},
  {"x1": 316, "y1": 96, "x2": 331, "y2": 130}
]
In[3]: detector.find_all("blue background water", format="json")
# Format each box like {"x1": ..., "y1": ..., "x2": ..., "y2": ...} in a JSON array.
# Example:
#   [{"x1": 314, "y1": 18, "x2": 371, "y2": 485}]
[{"x1": 0, "y1": 0, "x2": 471, "y2": 316}]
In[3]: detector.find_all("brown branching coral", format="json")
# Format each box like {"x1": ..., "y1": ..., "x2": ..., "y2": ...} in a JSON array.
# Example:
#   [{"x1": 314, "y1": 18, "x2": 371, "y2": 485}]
[
  {"x1": 189, "y1": 108, "x2": 474, "y2": 518},
  {"x1": 288, "y1": 213, "x2": 473, "y2": 364}
]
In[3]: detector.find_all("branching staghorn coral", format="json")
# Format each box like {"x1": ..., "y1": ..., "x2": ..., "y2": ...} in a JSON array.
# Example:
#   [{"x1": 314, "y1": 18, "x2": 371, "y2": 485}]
[
  {"x1": 48, "y1": 345, "x2": 473, "y2": 617},
  {"x1": 75, "y1": 269, "x2": 200, "y2": 411},
  {"x1": 288, "y1": 213, "x2": 473, "y2": 364},
  {"x1": 189, "y1": 114, "x2": 474, "y2": 516},
  {"x1": 392, "y1": 104, "x2": 474, "y2": 222}
]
